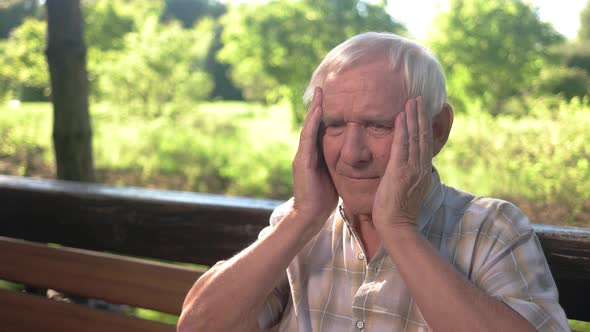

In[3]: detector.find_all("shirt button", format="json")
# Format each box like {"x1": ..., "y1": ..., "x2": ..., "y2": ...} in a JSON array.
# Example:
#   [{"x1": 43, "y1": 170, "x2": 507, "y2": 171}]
[
  {"x1": 356, "y1": 320, "x2": 365, "y2": 329},
  {"x1": 357, "y1": 252, "x2": 365, "y2": 260}
]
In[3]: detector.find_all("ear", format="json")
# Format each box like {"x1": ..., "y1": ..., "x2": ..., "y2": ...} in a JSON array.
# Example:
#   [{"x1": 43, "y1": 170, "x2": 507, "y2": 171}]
[{"x1": 432, "y1": 103, "x2": 453, "y2": 157}]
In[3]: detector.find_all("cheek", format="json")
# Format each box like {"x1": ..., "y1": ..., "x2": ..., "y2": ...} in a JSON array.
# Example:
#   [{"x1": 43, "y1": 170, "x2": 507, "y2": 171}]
[
  {"x1": 372, "y1": 136, "x2": 393, "y2": 168},
  {"x1": 322, "y1": 135, "x2": 343, "y2": 167}
]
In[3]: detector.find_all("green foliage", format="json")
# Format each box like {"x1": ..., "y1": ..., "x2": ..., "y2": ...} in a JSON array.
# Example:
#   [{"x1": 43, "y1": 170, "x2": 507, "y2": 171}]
[
  {"x1": 218, "y1": 0, "x2": 405, "y2": 125},
  {"x1": 205, "y1": 23, "x2": 243, "y2": 100},
  {"x1": 533, "y1": 66, "x2": 590, "y2": 100},
  {"x1": 89, "y1": 101, "x2": 297, "y2": 198},
  {"x1": 0, "y1": 18, "x2": 48, "y2": 100},
  {"x1": 579, "y1": 0, "x2": 590, "y2": 41},
  {"x1": 429, "y1": 0, "x2": 563, "y2": 115},
  {"x1": 0, "y1": 0, "x2": 43, "y2": 39},
  {"x1": 563, "y1": 43, "x2": 590, "y2": 75},
  {"x1": 436, "y1": 97, "x2": 590, "y2": 221},
  {"x1": 161, "y1": 0, "x2": 226, "y2": 27},
  {"x1": 93, "y1": 17, "x2": 215, "y2": 117},
  {"x1": 0, "y1": 102, "x2": 53, "y2": 176},
  {"x1": 530, "y1": 42, "x2": 590, "y2": 102},
  {"x1": 83, "y1": 0, "x2": 135, "y2": 51}
]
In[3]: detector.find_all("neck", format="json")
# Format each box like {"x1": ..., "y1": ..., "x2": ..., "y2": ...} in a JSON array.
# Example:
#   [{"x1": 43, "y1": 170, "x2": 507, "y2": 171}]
[{"x1": 341, "y1": 206, "x2": 381, "y2": 260}]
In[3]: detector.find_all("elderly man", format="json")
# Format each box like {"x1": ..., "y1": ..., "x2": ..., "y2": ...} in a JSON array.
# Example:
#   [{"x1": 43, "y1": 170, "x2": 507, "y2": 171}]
[{"x1": 178, "y1": 32, "x2": 569, "y2": 331}]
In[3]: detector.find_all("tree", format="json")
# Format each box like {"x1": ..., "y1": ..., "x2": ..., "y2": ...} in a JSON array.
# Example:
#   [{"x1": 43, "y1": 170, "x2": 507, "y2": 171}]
[
  {"x1": 46, "y1": 0, "x2": 94, "y2": 182},
  {"x1": 83, "y1": 0, "x2": 135, "y2": 52},
  {"x1": 218, "y1": 0, "x2": 405, "y2": 125},
  {"x1": 94, "y1": 17, "x2": 215, "y2": 117},
  {"x1": 579, "y1": 0, "x2": 590, "y2": 41},
  {"x1": 0, "y1": 0, "x2": 43, "y2": 39},
  {"x1": 206, "y1": 23, "x2": 242, "y2": 100},
  {"x1": 428, "y1": 0, "x2": 563, "y2": 115},
  {"x1": 161, "y1": 0, "x2": 226, "y2": 27},
  {"x1": 0, "y1": 17, "x2": 48, "y2": 100},
  {"x1": 533, "y1": 66, "x2": 590, "y2": 100}
]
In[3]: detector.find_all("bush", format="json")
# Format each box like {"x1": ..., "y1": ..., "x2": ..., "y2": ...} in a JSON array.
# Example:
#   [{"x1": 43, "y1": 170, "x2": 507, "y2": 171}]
[
  {"x1": 436, "y1": 97, "x2": 590, "y2": 222},
  {"x1": 533, "y1": 66, "x2": 590, "y2": 100},
  {"x1": 90, "y1": 101, "x2": 297, "y2": 198},
  {"x1": 0, "y1": 18, "x2": 48, "y2": 101},
  {"x1": 93, "y1": 17, "x2": 215, "y2": 118}
]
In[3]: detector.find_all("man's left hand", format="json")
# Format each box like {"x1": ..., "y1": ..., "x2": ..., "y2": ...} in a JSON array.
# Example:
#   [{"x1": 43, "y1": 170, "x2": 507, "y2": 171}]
[{"x1": 372, "y1": 96, "x2": 433, "y2": 231}]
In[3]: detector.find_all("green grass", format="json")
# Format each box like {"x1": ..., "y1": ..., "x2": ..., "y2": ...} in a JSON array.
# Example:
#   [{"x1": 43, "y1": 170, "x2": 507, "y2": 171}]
[
  {"x1": 571, "y1": 320, "x2": 590, "y2": 332},
  {"x1": 0, "y1": 279, "x2": 25, "y2": 291}
]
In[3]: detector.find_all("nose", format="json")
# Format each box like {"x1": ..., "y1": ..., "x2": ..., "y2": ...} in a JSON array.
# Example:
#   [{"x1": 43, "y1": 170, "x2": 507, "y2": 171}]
[{"x1": 340, "y1": 124, "x2": 372, "y2": 166}]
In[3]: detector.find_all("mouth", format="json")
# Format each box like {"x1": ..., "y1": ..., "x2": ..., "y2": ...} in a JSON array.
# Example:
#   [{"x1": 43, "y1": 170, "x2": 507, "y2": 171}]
[{"x1": 339, "y1": 174, "x2": 380, "y2": 180}]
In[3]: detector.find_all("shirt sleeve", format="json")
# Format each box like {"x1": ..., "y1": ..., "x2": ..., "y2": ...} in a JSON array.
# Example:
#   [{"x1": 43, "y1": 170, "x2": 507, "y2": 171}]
[
  {"x1": 471, "y1": 201, "x2": 570, "y2": 332},
  {"x1": 257, "y1": 199, "x2": 294, "y2": 330}
]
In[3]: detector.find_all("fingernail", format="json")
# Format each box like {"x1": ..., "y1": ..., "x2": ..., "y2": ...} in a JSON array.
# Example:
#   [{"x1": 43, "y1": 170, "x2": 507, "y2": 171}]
[{"x1": 405, "y1": 99, "x2": 412, "y2": 110}]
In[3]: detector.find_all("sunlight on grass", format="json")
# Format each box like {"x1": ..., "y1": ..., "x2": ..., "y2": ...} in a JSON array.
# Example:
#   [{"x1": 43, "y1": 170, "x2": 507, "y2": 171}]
[
  {"x1": 570, "y1": 319, "x2": 590, "y2": 332},
  {"x1": 0, "y1": 279, "x2": 24, "y2": 291},
  {"x1": 128, "y1": 307, "x2": 178, "y2": 325}
]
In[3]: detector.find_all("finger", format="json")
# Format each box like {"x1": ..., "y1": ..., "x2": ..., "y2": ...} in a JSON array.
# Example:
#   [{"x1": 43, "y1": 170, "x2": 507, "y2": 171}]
[
  {"x1": 417, "y1": 96, "x2": 433, "y2": 165},
  {"x1": 302, "y1": 87, "x2": 323, "y2": 131},
  {"x1": 391, "y1": 109, "x2": 408, "y2": 163},
  {"x1": 406, "y1": 98, "x2": 420, "y2": 166},
  {"x1": 298, "y1": 98, "x2": 323, "y2": 167},
  {"x1": 300, "y1": 87, "x2": 323, "y2": 142}
]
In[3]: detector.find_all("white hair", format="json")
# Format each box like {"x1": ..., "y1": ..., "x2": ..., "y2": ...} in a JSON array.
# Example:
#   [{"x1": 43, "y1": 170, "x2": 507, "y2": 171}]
[{"x1": 303, "y1": 32, "x2": 447, "y2": 115}]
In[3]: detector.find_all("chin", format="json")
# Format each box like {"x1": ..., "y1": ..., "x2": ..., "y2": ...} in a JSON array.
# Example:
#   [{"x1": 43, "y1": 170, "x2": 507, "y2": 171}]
[{"x1": 339, "y1": 193, "x2": 375, "y2": 216}]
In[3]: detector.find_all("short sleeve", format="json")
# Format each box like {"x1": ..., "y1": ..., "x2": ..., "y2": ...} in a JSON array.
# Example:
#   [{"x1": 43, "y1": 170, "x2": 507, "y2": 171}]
[
  {"x1": 257, "y1": 199, "x2": 294, "y2": 330},
  {"x1": 472, "y1": 201, "x2": 570, "y2": 332}
]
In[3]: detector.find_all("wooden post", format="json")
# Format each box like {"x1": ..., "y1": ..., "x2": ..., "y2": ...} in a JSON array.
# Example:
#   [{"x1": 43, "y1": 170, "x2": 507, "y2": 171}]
[{"x1": 45, "y1": 0, "x2": 94, "y2": 182}]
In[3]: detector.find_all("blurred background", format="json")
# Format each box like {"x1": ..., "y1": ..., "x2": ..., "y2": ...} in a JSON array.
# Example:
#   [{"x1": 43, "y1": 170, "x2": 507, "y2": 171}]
[
  {"x1": 0, "y1": 0, "x2": 589, "y2": 229},
  {"x1": 0, "y1": 0, "x2": 589, "y2": 328}
]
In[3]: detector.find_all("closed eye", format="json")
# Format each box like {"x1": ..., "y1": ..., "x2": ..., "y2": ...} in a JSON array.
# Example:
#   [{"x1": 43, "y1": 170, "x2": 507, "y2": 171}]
[
  {"x1": 323, "y1": 121, "x2": 345, "y2": 136},
  {"x1": 365, "y1": 122, "x2": 392, "y2": 136}
]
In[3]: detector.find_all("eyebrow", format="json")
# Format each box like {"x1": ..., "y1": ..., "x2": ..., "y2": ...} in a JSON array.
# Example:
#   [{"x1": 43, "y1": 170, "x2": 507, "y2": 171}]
[
  {"x1": 321, "y1": 113, "x2": 342, "y2": 124},
  {"x1": 321, "y1": 112, "x2": 395, "y2": 124}
]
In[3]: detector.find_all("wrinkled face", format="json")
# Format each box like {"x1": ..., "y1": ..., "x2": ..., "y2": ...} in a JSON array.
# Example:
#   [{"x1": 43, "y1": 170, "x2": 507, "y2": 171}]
[{"x1": 321, "y1": 59, "x2": 405, "y2": 215}]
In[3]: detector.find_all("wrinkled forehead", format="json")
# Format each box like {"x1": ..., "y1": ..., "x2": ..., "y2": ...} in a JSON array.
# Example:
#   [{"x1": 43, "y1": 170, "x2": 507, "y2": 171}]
[
  {"x1": 322, "y1": 62, "x2": 406, "y2": 116},
  {"x1": 325, "y1": 61, "x2": 405, "y2": 93},
  {"x1": 324, "y1": 73, "x2": 384, "y2": 93},
  {"x1": 323, "y1": 59, "x2": 405, "y2": 93}
]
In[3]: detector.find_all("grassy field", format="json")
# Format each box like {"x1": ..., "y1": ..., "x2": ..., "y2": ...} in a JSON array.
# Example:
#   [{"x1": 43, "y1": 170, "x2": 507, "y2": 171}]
[{"x1": 1, "y1": 100, "x2": 589, "y2": 329}]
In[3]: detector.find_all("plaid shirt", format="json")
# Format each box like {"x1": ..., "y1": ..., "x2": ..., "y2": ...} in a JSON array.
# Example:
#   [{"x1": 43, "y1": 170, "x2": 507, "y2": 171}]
[{"x1": 256, "y1": 170, "x2": 569, "y2": 332}]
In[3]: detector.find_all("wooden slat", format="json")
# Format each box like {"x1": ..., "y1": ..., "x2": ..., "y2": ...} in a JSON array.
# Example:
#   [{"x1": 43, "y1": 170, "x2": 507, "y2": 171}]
[
  {"x1": 0, "y1": 175, "x2": 281, "y2": 265},
  {"x1": 0, "y1": 289, "x2": 174, "y2": 332},
  {"x1": 534, "y1": 225, "x2": 590, "y2": 321},
  {"x1": 0, "y1": 237, "x2": 204, "y2": 315}
]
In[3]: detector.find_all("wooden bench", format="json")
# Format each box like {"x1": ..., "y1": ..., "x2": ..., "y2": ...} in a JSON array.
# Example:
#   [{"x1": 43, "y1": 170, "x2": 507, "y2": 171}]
[{"x1": 0, "y1": 175, "x2": 589, "y2": 330}]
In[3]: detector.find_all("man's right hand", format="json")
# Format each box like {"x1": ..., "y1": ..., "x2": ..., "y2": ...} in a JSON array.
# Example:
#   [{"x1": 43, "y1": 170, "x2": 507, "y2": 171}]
[{"x1": 291, "y1": 87, "x2": 338, "y2": 236}]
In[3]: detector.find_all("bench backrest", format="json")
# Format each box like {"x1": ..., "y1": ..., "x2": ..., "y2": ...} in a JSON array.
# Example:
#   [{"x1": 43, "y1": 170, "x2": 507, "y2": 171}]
[
  {"x1": 0, "y1": 175, "x2": 589, "y2": 329},
  {"x1": 0, "y1": 236, "x2": 201, "y2": 331}
]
